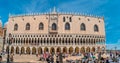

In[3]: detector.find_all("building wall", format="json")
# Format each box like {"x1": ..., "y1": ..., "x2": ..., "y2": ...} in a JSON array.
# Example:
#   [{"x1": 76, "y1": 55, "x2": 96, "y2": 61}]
[
  {"x1": 6, "y1": 14, "x2": 105, "y2": 36},
  {"x1": 5, "y1": 13, "x2": 106, "y2": 54}
]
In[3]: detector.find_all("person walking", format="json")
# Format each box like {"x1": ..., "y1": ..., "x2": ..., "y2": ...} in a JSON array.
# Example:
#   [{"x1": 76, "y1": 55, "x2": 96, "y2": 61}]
[
  {"x1": 106, "y1": 57, "x2": 110, "y2": 63},
  {"x1": 51, "y1": 55, "x2": 54, "y2": 63},
  {"x1": 98, "y1": 52, "x2": 101, "y2": 60},
  {"x1": 59, "y1": 53, "x2": 63, "y2": 63},
  {"x1": 56, "y1": 56, "x2": 59, "y2": 63},
  {"x1": 0, "y1": 55, "x2": 2, "y2": 63},
  {"x1": 46, "y1": 56, "x2": 50, "y2": 63},
  {"x1": 10, "y1": 54, "x2": 14, "y2": 62}
]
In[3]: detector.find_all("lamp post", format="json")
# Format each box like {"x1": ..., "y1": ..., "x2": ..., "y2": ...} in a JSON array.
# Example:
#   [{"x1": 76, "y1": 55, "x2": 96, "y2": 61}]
[{"x1": 7, "y1": 33, "x2": 12, "y2": 63}]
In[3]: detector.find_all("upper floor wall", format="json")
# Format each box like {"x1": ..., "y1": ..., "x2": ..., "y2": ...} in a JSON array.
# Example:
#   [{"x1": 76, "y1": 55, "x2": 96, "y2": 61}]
[{"x1": 6, "y1": 13, "x2": 105, "y2": 36}]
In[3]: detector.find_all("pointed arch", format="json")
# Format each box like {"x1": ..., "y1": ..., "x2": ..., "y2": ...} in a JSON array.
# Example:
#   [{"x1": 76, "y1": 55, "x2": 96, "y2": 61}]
[
  {"x1": 75, "y1": 47, "x2": 79, "y2": 53},
  {"x1": 56, "y1": 47, "x2": 61, "y2": 53},
  {"x1": 32, "y1": 47, "x2": 36, "y2": 54},
  {"x1": 26, "y1": 47, "x2": 31, "y2": 54},
  {"x1": 52, "y1": 23, "x2": 57, "y2": 30},
  {"x1": 26, "y1": 23, "x2": 30, "y2": 30},
  {"x1": 16, "y1": 46, "x2": 19, "y2": 54},
  {"x1": 86, "y1": 47, "x2": 90, "y2": 53},
  {"x1": 80, "y1": 47, "x2": 85, "y2": 53},
  {"x1": 14, "y1": 23, "x2": 18, "y2": 31},
  {"x1": 38, "y1": 47, "x2": 42, "y2": 54},
  {"x1": 21, "y1": 47, "x2": 25, "y2": 54},
  {"x1": 80, "y1": 23, "x2": 86, "y2": 31},
  {"x1": 63, "y1": 47, "x2": 67, "y2": 53},
  {"x1": 65, "y1": 22, "x2": 70, "y2": 30},
  {"x1": 11, "y1": 46, "x2": 14, "y2": 54},
  {"x1": 44, "y1": 47, "x2": 49, "y2": 52},
  {"x1": 92, "y1": 47, "x2": 95, "y2": 52},
  {"x1": 39, "y1": 22, "x2": 44, "y2": 30},
  {"x1": 94, "y1": 24, "x2": 99, "y2": 32},
  {"x1": 69, "y1": 47, "x2": 73, "y2": 54},
  {"x1": 50, "y1": 47, "x2": 55, "y2": 54}
]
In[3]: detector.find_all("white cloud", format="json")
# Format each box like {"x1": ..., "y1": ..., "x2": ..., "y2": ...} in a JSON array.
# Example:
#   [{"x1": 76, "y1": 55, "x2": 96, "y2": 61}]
[
  {"x1": 20, "y1": 0, "x2": 48, "y2": 13},
  {"x1": 106, "y1": 39, "x2": 120, "y2": 50},
  {"x1": 57, "y1": 0, "x2": 108, "y2": 13}
]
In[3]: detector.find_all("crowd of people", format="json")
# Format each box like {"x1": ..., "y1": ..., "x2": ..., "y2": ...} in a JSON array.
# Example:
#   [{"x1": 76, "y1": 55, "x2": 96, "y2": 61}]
[
  {"x1": 0, "y1": 51, "x2": 120, "y2": 63},
  {"x1": 0, "y1": 52, "x2": 14, "y2": 63},
  {"x1": 36, "y1": 51, "x2": 120, "y2": 63}
]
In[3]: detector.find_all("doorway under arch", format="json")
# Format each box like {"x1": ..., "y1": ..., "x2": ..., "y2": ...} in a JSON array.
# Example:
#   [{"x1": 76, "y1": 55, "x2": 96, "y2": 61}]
[
  {"x1": 16, "y1": 46, "x2": 19, "y2": 54},
  {"x1": 69, "y1": 47, "x2": 73, "y2": 54},
  {"x1": 63, "y1": 47, "x2": 67, "y2": 53},
  {"x1": 26, "y1": 47, "x2": 31, "y2": 54},
  {"x1": 32, "y1": 47, "x2": 36, "y2": 54}
]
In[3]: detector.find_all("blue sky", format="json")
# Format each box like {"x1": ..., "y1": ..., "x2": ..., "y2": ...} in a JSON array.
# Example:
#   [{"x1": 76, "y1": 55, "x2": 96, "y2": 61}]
[{"x1": 0, "y1": 0, "x2": 120, "y2": 50}]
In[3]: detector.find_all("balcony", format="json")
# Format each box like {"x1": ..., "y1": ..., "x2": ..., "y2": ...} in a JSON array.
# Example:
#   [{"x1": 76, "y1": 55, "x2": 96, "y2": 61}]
[{"x1": 49, "y1": 30, "x2": 58, "y2": 34}]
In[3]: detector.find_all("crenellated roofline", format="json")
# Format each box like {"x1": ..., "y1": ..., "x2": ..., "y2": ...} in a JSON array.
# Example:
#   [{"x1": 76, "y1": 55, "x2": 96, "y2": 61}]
[
  {"x1": 9, "y1": 12, "x2": 104, "y2": 19},
  {"x1": 8, "y1": 7, "x2": 104, "y2": 19}
]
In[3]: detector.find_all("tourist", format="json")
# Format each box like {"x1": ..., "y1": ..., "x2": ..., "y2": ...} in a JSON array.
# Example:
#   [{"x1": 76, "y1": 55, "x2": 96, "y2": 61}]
[
  {"x1": 59, "y1": 53, "x2": 63, "y2": 63},
  {"x1": 0, "y1": 55, "x2": 2, "y2": 63},
  {"x1": 10, "y1": 54, "x2": 14, "y2": 62},
  {"x1": 112, "y1": 56, "x2": 118, "y2": 62},
  {"x1": 98, "y1": 52, "x2": 101, "y2": 60},
  {"x1": 56, "y1": 56, "x2": 59, "y2": 63},
  {"x1": 46, "y1": 56, "x2": 50, "y2": 63},
  {"x1": 51, "y1": 55, "x2": 54, "y2": 63}
]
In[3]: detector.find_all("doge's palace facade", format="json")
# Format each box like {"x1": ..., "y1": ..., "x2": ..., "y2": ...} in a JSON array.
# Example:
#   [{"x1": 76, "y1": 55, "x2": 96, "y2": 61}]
[{"x1": 4, "y1": 9, "x2": 106, "y2": 54}]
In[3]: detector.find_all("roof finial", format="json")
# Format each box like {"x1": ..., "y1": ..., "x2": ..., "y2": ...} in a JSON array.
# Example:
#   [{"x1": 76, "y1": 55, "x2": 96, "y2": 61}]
[
  {"x1": 52, "y1": 6, "x2": 57, "y2": 14},
  {"x1": 53, "y1": 6, "x2": 56, "y2": 12}
]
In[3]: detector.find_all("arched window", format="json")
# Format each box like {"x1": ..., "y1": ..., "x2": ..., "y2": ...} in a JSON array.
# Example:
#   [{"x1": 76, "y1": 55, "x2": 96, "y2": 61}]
[
  {"x1": 14, "y1": 24, "x2": 18, "y2": 31},
  {"x1": 39, "y1": 22, "x2": 44, "y2": 30},
  {"x1": 63, "y1": 17, "x2": 65, "y2": 22},
  {"x1": 65, "y1": 22, "x2": 70, "y2": 30},
  {"x1": 69, "y1": 17, "x2": 72, "y2": 22},
  {"x1": 80, "y1": 23, "x2": 86, "y2": 31},
  {"x1": 94, "y1": 24, "x2": 99, "y2": 32},
  {"x1": 52, "y1": 23, "x2": 57, "y2": 30},
  {"x1": 26, "y1": 23, "x2": 30, "y2": 30}
]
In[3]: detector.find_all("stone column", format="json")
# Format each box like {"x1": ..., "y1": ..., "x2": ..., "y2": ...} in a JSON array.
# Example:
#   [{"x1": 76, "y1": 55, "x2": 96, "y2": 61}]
[
  {"x1": 36, "y1": 47, "x2": 38, "y2": 54},
  {"x1": 25, "y1": 38, "x2": 26, "y2": 45},
  {"x1": 79, "y1": 38, "x2": 80, "y2": 45},
  {"x1": 14, "y1": 38, "x2": 16, "y2": 45},
  {"x1": 30, "y1": 47, "x2": 32, "y2": 54},
  {"x1": 42, "y1": 47, "x2": 44, "y2": 54},
  {"x1": 54, "y1": 47, "x2": 57, "y2": 54},
  {"x1": 24, "y1": 47, "x2": 26, "y2": 54},
  {"x1": 52, "y1": 38, "x2": 53, "y2": 45},
  {"x1": 55, "y1": 38, "x2": 56, "y2": 45},
  {"x1": 67, "y1": 47, "x2": 69, "y2": 54},
  {"x1": 19, "y1": 47, "x2": 21, "y2": 54},
  {"x1": 41, "y1": 38, "x2": 43, "y2": 46},
  {"x1": 14, "y1": 47, "x2": 16, "y2": 54},
  {"x1": 61, "y1": 47, "x2": 63, "y2": 53},
  {"x1": 39, "y1": 38, "x2": 41, "y2": 46},
  {"x1": 73, "y1": 38, "x2": 75, "y2": 45},
  {"x1": 60, "y1": 38, "x2": 62, "y2": 45},
  {"x1": 20, "y1": 38, "x2": 22, "y2": 45}
]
